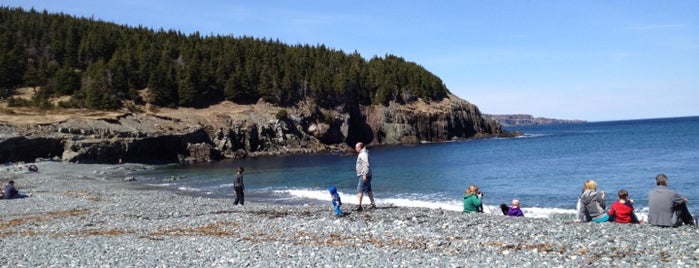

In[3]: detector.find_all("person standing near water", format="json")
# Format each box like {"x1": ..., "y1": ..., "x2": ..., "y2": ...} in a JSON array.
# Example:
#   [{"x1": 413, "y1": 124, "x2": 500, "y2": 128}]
[
  {"x1": 328, "y1": 186, "x2": 343, "y2": 217},
  {"x1": 233, "y1": 167, "x2": 245, "y2": 205},
  {"x1": 355, "y1": 142, "x2": 376, "y2": 211}
]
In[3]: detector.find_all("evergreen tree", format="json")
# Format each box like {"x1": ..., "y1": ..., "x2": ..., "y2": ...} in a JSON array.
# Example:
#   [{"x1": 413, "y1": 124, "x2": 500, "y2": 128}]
[
  {"x1": 0, "y1": 7, "x2": 453, "y2": 110},
  {"x1": 147, "y1": 53, "x2": 178, "y2": 107},
  {"x1": 81, "y1": 59, "x2": 120, "y2": 110},
  {"x1": 53, "y1": 67, "x2": 81, "y2": 95},
  {"x1": 0, "y1": 30, "x2": 26, "y2": 89}
]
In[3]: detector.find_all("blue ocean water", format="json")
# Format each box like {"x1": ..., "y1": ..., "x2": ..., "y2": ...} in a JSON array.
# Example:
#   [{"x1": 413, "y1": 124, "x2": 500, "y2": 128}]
[{"x1": 135, "y1": 116, "x2": 699, "y2": 218}]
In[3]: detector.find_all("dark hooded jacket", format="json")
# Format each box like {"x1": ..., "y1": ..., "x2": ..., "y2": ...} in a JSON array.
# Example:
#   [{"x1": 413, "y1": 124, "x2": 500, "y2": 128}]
[{"x1": 3, "y1": 183, "x2": 18, "y2": 199}]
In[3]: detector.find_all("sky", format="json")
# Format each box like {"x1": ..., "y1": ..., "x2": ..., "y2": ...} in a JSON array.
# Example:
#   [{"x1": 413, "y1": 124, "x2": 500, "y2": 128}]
[{"x1": 5, "y1": 1, "x2": 699, "y2": 121}]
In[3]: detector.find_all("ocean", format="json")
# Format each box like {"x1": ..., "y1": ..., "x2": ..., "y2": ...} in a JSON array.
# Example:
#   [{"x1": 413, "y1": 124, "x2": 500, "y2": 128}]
[{"x1": 135, "y1": 116, "x2": 699, "y2": 218}]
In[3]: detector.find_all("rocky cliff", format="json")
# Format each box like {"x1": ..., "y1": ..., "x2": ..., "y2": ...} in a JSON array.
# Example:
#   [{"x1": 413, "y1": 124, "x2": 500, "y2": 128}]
[{"x1": 0, "y1": 95, "x2": 515, "y2": 164}]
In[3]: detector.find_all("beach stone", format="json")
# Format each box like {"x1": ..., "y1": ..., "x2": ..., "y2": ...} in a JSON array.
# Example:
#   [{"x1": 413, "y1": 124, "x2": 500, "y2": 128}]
[{"x1": 1, "y1": 161, "x2": 698, "y2": 267}]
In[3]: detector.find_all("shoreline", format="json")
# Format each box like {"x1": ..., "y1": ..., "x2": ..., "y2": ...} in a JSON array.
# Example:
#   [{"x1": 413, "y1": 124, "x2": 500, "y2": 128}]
[{"x1": 1, "y1": 161, "x2": 698, "y2": 266}]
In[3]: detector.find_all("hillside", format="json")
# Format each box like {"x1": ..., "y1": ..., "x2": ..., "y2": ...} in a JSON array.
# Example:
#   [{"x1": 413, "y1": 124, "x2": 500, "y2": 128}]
[{"x1": 0, "y1": 7, "x2": 447, "y2": 110}]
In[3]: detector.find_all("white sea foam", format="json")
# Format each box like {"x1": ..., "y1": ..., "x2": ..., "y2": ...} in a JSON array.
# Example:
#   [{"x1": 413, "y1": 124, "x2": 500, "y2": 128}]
[
  {"x1": 177, "y1": 186, "x2": 203, "y2": 192},
  {"x1": 279, "y1": 189, "x2": 577, "y2": 219},
  {"x1": 519, "y1": 133, "x2": 548, "y2": 138},
  {"x1": 145, "y1": 182, "x2": 176, "y2": 187}
]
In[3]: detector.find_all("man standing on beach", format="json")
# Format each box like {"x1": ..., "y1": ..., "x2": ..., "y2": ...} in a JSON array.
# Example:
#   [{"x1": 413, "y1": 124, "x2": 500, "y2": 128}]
[
  {"x1": 233, "y1": 167, "x2": 245, "y2": 205},
  {"x1": 648, "y1": 174, "x2": 694, "y2": 227},
  {"x1": 355, "y1": 142, "x2": 376, "y2": 211}
]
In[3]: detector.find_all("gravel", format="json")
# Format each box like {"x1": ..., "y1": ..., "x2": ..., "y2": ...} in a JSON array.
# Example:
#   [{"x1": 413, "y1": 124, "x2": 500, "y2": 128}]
[{"x1": 1, "y1": 161, "x2": 698, "y2": 267}]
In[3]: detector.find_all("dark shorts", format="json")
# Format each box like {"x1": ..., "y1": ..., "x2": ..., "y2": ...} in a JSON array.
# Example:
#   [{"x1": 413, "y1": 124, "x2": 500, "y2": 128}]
[{"x1": 357, "y1": 175, "x2": 372, "y2": 193}]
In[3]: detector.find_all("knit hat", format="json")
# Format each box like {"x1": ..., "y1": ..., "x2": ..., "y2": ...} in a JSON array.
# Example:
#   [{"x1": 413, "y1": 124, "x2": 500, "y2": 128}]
[{"x1": 511, "y1": 199, "x2": 520, "y2": 207}]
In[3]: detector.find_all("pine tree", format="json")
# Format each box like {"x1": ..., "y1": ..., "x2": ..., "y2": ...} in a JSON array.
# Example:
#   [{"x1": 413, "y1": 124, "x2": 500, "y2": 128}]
[{"x1": 53, "y1": 67, "x2": 81, "y2": 95}]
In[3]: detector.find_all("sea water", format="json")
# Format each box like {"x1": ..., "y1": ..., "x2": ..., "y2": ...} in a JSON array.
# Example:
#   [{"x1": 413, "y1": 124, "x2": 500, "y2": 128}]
[{"x1": 136, "y1": 116, "x2": 699, "y2": 218}]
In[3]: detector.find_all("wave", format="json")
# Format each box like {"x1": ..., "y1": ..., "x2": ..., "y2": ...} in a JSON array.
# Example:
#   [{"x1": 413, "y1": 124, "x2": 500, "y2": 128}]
[
  {"x1": 143, "y1": 185, "x2": 649, "y2": 221},
  {"x1": 517, "y1": 133, "x2": 549, "y2": 138},
  {"x1": 278, "y1": 189, "x2": 577, "y2": 219}
]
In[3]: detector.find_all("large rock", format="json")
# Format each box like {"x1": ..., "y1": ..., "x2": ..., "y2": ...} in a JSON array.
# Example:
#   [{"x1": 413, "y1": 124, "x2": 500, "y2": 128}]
[
  {"x1": 352, "y1": 94, "x2": 506, "y2": 145},
  {"x1": 180, "y1": 142, "x2": 220, "y2": 164}
]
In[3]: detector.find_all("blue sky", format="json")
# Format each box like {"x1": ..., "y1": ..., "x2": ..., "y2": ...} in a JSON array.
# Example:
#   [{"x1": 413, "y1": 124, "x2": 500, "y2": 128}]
[{"x1": 5, "y1": 1, "x2": 699, "y2": 121}]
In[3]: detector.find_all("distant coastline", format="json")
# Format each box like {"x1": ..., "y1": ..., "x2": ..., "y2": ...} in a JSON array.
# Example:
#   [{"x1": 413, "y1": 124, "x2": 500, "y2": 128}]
[{"x1": 484, "y1": 114, "x2": 586, "y2": 127}]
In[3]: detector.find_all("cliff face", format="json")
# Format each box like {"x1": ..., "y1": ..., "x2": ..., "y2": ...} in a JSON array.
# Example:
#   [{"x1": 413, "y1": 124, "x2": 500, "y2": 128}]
[
  {"x1": 360, "y1": 95, "x2": 503, "y2": 144},
  {"x1": 0, "y1": 95, "x2": 513, "y2": 164}
]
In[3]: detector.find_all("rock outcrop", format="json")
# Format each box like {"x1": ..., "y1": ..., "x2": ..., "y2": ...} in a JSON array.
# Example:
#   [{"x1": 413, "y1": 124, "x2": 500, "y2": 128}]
[
  {"x1": 485, "y1": 114, "x2": 586, "y2": 127},
  {"x1": 0, "y1": 95, "x2": 516, "y2": 164}
]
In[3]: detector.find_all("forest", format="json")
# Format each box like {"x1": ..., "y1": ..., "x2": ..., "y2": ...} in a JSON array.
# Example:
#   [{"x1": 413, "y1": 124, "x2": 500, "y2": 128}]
[{"x1": 0, "y1": 7, "x2": 450, "y2": 110}]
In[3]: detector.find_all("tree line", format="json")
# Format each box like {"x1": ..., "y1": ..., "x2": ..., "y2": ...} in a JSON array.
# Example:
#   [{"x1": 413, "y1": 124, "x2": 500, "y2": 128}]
[{"x1": 0, "y1": 7, "x2": 449, "y2": 110}]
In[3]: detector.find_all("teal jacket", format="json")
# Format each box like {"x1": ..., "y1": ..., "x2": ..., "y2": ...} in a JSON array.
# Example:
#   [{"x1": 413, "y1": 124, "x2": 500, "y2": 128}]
[{"x1": 463, "y1": 193, "x2": 482, "y2": 213}]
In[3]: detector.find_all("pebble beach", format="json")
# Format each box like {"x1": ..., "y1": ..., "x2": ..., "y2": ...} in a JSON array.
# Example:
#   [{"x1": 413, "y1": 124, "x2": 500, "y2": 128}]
[{"x1": 1, "y1": 161, "x2": 698, "y2": 267}]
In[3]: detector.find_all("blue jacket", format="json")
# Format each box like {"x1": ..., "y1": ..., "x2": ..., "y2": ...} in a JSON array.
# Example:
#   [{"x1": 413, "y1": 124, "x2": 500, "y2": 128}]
[{"x1": 329, "y1": 186, "x2": 341, "y2": 207}]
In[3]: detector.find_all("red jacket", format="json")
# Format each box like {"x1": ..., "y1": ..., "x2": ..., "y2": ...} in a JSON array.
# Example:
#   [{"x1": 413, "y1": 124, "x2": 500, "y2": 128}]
[{"x1": 608, "y1": 201, "x2": 634, "y2": 223}]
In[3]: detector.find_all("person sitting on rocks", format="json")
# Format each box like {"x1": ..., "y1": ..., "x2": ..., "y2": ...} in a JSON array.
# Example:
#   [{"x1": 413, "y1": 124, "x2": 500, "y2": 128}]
[
  {"x1": 648, "y1": 174, "x2": 694, "y2": 227},
  {"x1": 463, "y1": 185, "x2": 483, "y2": 213},
  {"x1": 576, "y1": 179, "x2": 608, "y2": 223},
  {"x1": 500, "y1": 199, "x2": 524, "y2": 217},
  {"x1": 607, "y1": 189, "x2": 640, "y2": 224},
  {"x1": 2, "y1": 180, "x2": 21, "y2": 199}
]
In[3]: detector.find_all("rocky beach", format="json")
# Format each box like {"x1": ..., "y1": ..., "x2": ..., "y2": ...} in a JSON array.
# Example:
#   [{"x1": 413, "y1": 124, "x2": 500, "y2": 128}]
[{"x1": 1, "y1": 161, "x2": 697, "y2": 267}]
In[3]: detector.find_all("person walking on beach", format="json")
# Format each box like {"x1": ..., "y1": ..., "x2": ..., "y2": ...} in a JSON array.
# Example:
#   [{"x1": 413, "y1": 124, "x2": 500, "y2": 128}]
[
  {"x1": 355, "y1": 142, "x2": 375, "y2": 211},
  {"x1": 608, "y1": 189, "x2": 639, "y2": 224},
  {"x1": 576, "y1": 179, "x2": 608, "y2": 223},
  {"x1": 648, "y1": 174, "x2": 694, "y2": 227},
  {"x1": 328, "y1": 186, "x2": 343, "y2": 217},
  {"x1": 463, "y1": 185, "x2": 483, "y2": 213},
  {"x1": 233, "y1": 167, "x2": 245, "y2": 205}
]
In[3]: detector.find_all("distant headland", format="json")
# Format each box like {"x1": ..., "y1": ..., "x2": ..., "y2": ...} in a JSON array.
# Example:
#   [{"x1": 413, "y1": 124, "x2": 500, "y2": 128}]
[{"x1": 484, "y1": 114, "x2": 586, "y2": 127}]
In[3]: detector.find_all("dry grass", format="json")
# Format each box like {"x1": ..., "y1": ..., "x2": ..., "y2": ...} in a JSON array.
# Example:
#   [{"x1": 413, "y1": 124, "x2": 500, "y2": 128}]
[
  {"x1": 0, "y1": 209, "x2": 89, "y2": 229},
  {"x1": 58, "y1": 229, "x2": 136, "y2": 237},
  {"x1": 0, "y1": 209, "x2": 90, "y2": 238},
  {"x1": 488, "y1": 241, "x2": 566, "y2": 254},
  {"x1": 141, "y1": 221, "x2": 241, "y2": 240}
]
